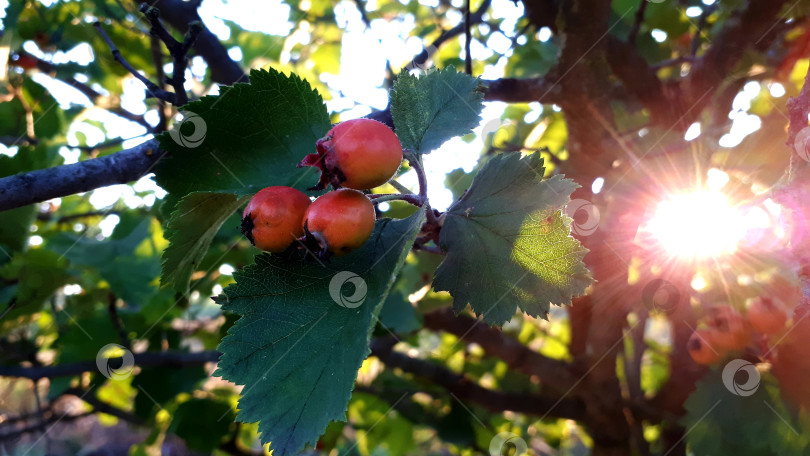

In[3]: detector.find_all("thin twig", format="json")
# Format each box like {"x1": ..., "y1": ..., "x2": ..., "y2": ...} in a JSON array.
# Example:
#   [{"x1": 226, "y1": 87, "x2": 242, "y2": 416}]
[
  {"x1": 690, "y1": 4, "x2": 716, "y2": 57},
  {"x1": 149, "y1": 34, "x2": 170, "y2": 131},
  {"x1": 388, "y1": 179, "x2": 414, "y2": 195},
  {"x1": 108, "y1": 293, "x2": 130, "y2": 348},
  {"x1": 93, "y1": 21, "x2": 176, "y2": 104},
  {"x1": 0, "y1": 299, "x2": 17, "y2": 321},
  {"x1": 139, "y1": 3, "x2": 203, "y2": 106},
  {"x1": 464, "y1": 0, "x2": 472, "y2": 75},
  {"x1": 403, "y1": 0, "x2": 492, "y2": 72},
  {"x1": 628, "y1": 0, "x2": 648, "y2": 45}
]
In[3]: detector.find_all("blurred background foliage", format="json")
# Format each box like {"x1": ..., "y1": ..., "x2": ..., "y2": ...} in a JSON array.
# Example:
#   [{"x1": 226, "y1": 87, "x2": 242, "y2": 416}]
[{"x1": 1, "y1": 0, "x2": 810, "y2": 454}]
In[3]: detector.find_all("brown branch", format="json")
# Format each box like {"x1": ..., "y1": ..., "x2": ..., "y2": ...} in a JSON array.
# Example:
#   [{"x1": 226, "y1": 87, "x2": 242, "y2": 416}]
[
  {"x1": 627, "y1": 0, "x2": 647, "y2": 45},
  {"x1": 151, "y1": 0, "x2": 247, "y2": 85},
  {"x1": 369, "y1": 337, "x2": 586, "y2": 420},
  {"x1": 0, "y1": 139, "x2": 164, "y2": 213},
  {"x1": 402, "y1": 0, "x2": 492, "y2": 72},
  {"x1": 139, "y1": 3, "x2": 203, "y2": 106},
  {"x1": 62, "y1": 388, "x2": 145, "y2": 425},
  {"x1": 422, "y1": 308, "x2": 577, "y2": 394},
  {"x1": 0, "y1": 350, "x2": 220, "y2": 380},
  {"x1": 94, "y1": 21, "x2": 176, "y2": 104},
  {"x1": 683, "y1": 0, "x2": 790, "y2": 116},
  {"x1": 483, "y1": 77, "x2": 562, "y2": 103},
  {"x1": 606, "y1": 36, "x2": 674, "y2": 127}
]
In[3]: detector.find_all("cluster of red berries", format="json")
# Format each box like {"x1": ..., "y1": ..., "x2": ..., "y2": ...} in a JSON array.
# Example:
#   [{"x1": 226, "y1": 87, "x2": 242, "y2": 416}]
[
  {"x1": 688, "y1": 297, "x2": 789, "y2": 365},
  {"x1": 240, "y1": 118, "x2": 403, "y2": 258}
]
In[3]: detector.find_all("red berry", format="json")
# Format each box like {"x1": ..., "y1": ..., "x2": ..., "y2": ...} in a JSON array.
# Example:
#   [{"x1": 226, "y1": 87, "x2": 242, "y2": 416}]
[
  {"x1": 706, "y1": 305, "x2": 750, "y2": 350},
  {"x1": 747, "y1": 297, "x2": 787, "y2": 335},
  {"x1": 298, "y1": 118, "x2": 403, "y2": 190},
  {"x1": 302, "y1": 189, "x2": 375, "y2": 256},
  {"x1": 241, "y1": 186, "x2": 311, "y2": 253},
  {"x1": 688, "y1": 329, "x2": 725, "y2": 365}
]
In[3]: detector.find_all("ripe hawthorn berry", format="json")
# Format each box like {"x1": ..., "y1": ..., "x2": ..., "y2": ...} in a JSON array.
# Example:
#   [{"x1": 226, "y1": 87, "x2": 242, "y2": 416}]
[
  {"x1": 302, "y1": 188, "x2": 375, "y2": 257},
  {"x1": 688, "y1": 329, "x2": 725, "y2": 365},
  {"x1": 241, "y1": 186, "x2": 311, "y2": 253},
  {"x1": 298, "y1": 118, "x2": 403, "y2": 190},
  {"x1": 706, "y1": 305, "x2": 750, "y2": 350},
  {"x1": 747, "y1": 297, "x2": 787, "y2": 335}
]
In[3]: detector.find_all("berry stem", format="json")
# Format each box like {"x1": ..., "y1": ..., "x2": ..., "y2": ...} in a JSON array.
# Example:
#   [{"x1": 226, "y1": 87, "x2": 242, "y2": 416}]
[
  {"x1": 405, "y1": 152, "x2": 428, "y2": 204},
  {"x1": 368, "y1": 152, "x2": 428, "y2": 208},
  {"x1": 388, "y1": 179, "x2": 414, "y2": 195},
  {"x1": 369, "y1": 193, "x2": 425, "y2": 205}
]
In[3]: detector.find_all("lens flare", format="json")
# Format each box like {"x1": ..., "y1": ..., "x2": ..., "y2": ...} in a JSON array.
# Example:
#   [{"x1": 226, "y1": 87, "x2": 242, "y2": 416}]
[{"x1": 647, "y1": 191, "x2": 745, "y2": 257}]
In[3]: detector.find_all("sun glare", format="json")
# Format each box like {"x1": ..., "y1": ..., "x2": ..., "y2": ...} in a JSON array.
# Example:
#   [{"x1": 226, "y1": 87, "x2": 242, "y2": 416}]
[{"x1": 647, "y1": 191, "x2": 745, "y2": 258}]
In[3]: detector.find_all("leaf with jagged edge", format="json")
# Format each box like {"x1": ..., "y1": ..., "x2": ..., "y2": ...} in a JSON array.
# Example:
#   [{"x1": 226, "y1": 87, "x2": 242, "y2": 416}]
[
  {"x1": 433, "y1": 153, "x2": 591, "y2": 325},
  {"x1": 390, "y1": 66, "x2": 483, "y2": 155},
  {"x1": 214, "y1": 210, "x2": 424, "y2": 456},
  {"x1": 160, "y1": 192, "x2": 250, "y2": 295},
  {"x1": 155, "y1": 68, "x2": 329, "y2": 214}
]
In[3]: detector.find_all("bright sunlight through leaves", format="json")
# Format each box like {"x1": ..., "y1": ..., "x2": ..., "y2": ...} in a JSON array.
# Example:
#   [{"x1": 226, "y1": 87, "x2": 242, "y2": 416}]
[{"x1": 647, "y1": 191, "x2": 745, "y2": 257}]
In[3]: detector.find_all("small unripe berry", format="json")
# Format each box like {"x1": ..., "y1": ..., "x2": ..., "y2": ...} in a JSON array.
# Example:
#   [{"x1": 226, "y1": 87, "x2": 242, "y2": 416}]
[
  {"x1": 303, "y1": 189, "x2": 375, "y2": 256},
  {"x1": 241, "y1": 186, "x2": 311, "y2": 253},
  {"x1": 298, "y1": 118, "x2": 403, "y2": 190}
]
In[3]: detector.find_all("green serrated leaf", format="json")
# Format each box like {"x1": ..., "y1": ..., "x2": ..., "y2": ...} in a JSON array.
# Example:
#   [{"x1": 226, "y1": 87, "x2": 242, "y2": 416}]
[
  {"x1": 155, "y1": 68, "x2": 330, "y2": 213},
  {"x1": 214, "y1": 210, "x2": 424, "y2": 456},
  {"x1": 161, "y1": 192, "x2": 250, "y2": 295},
  {"x1": 433, "y1": 153, "x2": 591, "y2": 325},
  {"x1": 390, "y1": 66, "x2": 483, "y2": 155}
]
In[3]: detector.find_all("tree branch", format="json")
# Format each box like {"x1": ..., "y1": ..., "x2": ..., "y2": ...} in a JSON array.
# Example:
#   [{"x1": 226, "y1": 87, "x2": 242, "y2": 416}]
[
  {"x1": 139, "y1": 3, "x2": 203, "y2": 106},
  {"x1": 10, "y1": 51, "x2": 153, "y2": 131},
  {"x1": 369, "y1": 338, "x2": 586, "y2": 420},
  {"x1": 0, "y1": 140, "x2": 164, "y2": 213},
  {"x1": 94, "y1": 21, "x2": 177, "y2": 104},
  {"x1": 151, "y1": 0, "x2": 248, "y2": 85},
  {"x1": 482, "y1": 76, "x2": 563, "y2": 103},
  {"x1": 422, "y1": 308, "x2": 577, "y2": 394},
  {"x1": 683, "y1": 0, "x2": 790, "y2": 115},
  {"x1": 0, "y1": 350, "x2": 220, "y2": 380}
]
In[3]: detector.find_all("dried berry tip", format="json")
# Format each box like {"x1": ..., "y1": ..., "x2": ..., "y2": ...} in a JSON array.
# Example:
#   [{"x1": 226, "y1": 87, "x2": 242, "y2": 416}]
[{"x1": 240, "y1": 214, "x2": 255, "y2": 246}]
